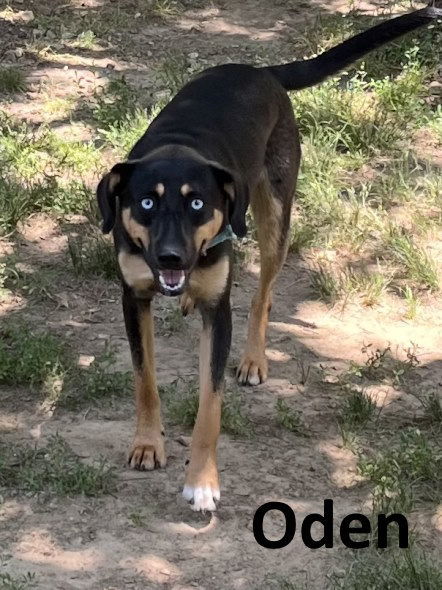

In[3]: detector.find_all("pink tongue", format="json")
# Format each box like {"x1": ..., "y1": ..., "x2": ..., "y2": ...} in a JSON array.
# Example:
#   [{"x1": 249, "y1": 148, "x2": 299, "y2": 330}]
[{"x1": 162, "y1": 270, "x2": 183, "y2": 286}]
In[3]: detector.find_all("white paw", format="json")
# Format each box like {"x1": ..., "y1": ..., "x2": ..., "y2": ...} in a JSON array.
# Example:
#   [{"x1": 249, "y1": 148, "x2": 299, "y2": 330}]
[{"x1": 182, "y1": 485, "x2": 220, "y2": 512}]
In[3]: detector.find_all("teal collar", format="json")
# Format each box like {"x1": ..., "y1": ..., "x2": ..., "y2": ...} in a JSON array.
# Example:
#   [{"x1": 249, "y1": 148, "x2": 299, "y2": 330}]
[{"x1": 206, "y1": 224, "x2": 237, "y2": 250}]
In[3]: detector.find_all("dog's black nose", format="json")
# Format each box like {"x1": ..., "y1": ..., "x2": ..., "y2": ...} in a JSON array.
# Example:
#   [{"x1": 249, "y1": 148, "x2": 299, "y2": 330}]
[{"x1": 158, "y1": 249, "x2": 184, "y2": 268}]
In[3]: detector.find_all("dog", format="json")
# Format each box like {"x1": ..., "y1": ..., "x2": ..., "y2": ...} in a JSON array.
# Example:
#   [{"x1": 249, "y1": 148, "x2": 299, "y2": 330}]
[{"x1": 97, "y1": 2, "x2": 441, "y2": 512}]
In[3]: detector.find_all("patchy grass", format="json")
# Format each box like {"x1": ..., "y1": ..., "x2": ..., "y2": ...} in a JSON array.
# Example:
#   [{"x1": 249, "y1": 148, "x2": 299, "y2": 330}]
[
  {"x1": 338, "y1": 388, "x2": 378, "y2": 429},
  {"x1": 409, "y1": 389, "x2": 442, "y2": 425},
  {"x1": 0, "y1": 573, "x2": 36, "y2": 590},
  {"x1": 329, "y1": 546, "x2": 442, "y2": 590},
  {"x1": 290, "y1": 28, "x2": 441, "y2": 304},
  {"x1": 0, "y1": 434, "x2": 116, "y2": 497},
  {"x1": 162, "y1": 381, "x2": 253, "y2": 436},
  {"x1": 275, "y1": 398, "x2": 308, "y2": 436},
  {"x1": 0, "y1": 324, "x2": 67, "y2": 387},
  {"x1": 0, "y1": 67, "x2": 26, "y2": 94},
  {"x1": 221, "y1": 390, "x2": 254, "y2": 437},
  {"x1": 92, "y1": 77, "x2": 140, "y2": 131},
  {"x1": 308, "y1": 263, "x2": 391, "y2": 306},
  {"x1": 157, "y1": 52, "x2": 193, "y2": 96},
  {"x1": 358, "y1": 428, "x2": 441, "y2": 512},
  {"x1": 383, "y1": 226, "x2": 439, "y2": 291},
  {"x1": 156, "y1": 303, "x2": 187, "y2": 335},
  {"x1": 402, "y1": 285, "x2": 420, "y2": 319},
  {"x1": 162, "y1": 380, "x2": 200, "y2": 427},
  {"x1": 62, "y1": 352, "x2": 132, "y2": 409},
  {"x1": 0, "y1": 113, "x2": 99, "y2": 233},
  {"x1": 345, "y1": 343, "x2": 420, "y2": 387},
  {"x1": 0, "y1": 325, "x2": 131, "y2": 408},
  {"x1": 67, "y1": 231, "x2": 118, "y2": 280},
  {"x1": 71, "y1": 30, "x2": 97, "y2": 49},
  {"x1": 0, "y1": 258, "x2": 60, "y2": 303}
]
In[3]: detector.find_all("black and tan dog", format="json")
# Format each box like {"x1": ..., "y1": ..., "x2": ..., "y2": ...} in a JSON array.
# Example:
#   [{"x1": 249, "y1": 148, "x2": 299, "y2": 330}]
[{"x1": 97, "y1": 3, "x2": 440, "y2": 511}]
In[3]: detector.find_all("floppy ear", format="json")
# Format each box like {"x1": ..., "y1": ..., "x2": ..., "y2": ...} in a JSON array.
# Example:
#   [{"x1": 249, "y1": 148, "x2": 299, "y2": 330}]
[
  {"x1": 96, "y1": 162, "x2": 134, "y2": 234},
  {"x1": 210, "y1": 164, "x2": 249, "y2": 238}
]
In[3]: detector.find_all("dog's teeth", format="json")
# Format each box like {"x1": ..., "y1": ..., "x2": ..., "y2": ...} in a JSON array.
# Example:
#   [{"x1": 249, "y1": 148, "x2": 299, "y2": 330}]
[{"x1": 159, "y1": 270, "x2": 185, "y2": 292}]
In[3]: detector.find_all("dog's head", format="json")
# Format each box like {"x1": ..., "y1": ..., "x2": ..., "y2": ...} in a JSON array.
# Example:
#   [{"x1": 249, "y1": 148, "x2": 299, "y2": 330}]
[{"x1": 97, "y1": 156, "x2": 248, "y2": 296}]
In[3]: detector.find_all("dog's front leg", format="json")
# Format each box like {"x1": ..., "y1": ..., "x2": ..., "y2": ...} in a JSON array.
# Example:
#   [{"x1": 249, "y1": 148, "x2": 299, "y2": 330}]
[
  {"x1": 183, "y1": 291, "x2": 232, "y2": 511},
  {"x1": 123, "y1": 287, "x2": 166, "y2": 471}
]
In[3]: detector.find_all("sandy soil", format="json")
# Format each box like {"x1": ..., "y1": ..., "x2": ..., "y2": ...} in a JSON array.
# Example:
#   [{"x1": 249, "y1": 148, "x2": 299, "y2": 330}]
[{"x1": 1, "y1": 1, "x2": 440, "y2": 589}]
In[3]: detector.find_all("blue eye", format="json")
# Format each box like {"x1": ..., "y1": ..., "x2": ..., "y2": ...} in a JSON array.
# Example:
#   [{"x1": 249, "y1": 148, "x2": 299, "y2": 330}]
[
  {"x1": 141, "y1": 198, "x2": 154, "y2": 210},
  {"x1": 191, "y1": 198, "x2": 204, "y2": 210}
]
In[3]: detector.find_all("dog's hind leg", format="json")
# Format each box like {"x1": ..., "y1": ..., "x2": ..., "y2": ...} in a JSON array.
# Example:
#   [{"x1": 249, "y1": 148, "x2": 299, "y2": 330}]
[
  {"x1": 236, "y1": 177, "x2": 288, "y2": 385},
  {"x1": 124, "y1": 288, "x2": 166, "y2": 470},
  {"x1": 237, "y1": 113, "x2": 300, "y2": 385}
]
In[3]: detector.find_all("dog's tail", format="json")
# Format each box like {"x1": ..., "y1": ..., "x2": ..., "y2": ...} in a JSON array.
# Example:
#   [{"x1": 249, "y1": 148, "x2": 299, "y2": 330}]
[{"x1": 265, "y1": 1, "x2": 441, "y2": 91}]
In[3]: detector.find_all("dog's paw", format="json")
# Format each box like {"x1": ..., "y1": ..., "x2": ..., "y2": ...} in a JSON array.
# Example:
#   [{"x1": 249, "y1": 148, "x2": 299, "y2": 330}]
[
  {"x1": 183, "y1": 452, "x2": 220, "y2": 512},
  {"x1": 236, "y1": 353, "x2": 268, "y2": 385},
  {"x1": 182, "y1": 484, "x2": 220, "y2": 512},
  {"x1": 128, "y1": 432, "x2": 166, "y2": 470},
  {"x1": 180, "y1": 293, "x2": 195, "y2": 316}
]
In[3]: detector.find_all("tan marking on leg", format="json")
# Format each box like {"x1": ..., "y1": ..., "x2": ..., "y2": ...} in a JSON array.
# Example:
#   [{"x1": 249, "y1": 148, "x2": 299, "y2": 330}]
[
  {"x1": 129, "y1": 305, "x2": 166, "y2": 471},
  {"x1": 180, "y1": 183, "x2": 192, "y2": 196},
  {"x1": 194, "y1": 209, "x2": 223, "y2": 252},
  {"x1": 122, "y1": 208, "x2": 150, "y2": 248},
  {"x1": 183, "y1": 326, "x2": 221, "y2": 511},
  {"x1": 188, "y1": 255, "x2": 229, "y2": 305},
  {"x1": 180, "y1": 292, "x2": 196, "y2": 316},
  {"x1": 237, "y1": 174, "x2": 286, "y2": 385},
  {"x1": 118, "y1": 251, "x2": 154, "y2": 294}
]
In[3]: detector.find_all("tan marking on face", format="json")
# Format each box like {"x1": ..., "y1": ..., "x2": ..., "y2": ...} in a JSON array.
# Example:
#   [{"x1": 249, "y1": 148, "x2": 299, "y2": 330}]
[
  {"x1": 193, "y1": 208, "x2": 223, "y2": 252},
  {"x1": 122, "y1": 208, "x2": 150, "y2": 248},
  {"x1": 118, "y1": 251, "x2": 154, "y2": 293},
  {"x1": 180, "y1": 183, "x2": 193, "y2": 196},
  {"x1": 155, "y1": 183, "x2": 165, "y2": 196},
  {"x1": 188, "y1": 255, "x2": 229, "y2": 305}
]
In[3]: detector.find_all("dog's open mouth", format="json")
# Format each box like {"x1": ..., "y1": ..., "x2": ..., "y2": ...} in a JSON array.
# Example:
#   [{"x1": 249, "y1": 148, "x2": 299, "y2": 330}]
[{"x1": 158, "y1": 270, "x2": 186, "y2": 295}]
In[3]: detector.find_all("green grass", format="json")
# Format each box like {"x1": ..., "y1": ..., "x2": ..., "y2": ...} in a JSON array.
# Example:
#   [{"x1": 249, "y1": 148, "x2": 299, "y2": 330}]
[
  {"x1": 221, "y1": 390, "x2": 254, "y2": 437},
  {"x1": 0, "y1": 67, "x2": 26, "y2": 94},
  {"x1": 0, "y1": 113, "x2": 99, "y2": 233},
  {"x1": 67, "y1": 231, "x2": 118, "y2": 280},
  {"x1": 409, "y1": 389, "x2": 442, "y2": 425},
  {"x1": 71, "y1": 30, "x2": 97, "y2": 49},
  {"x1": 329, "y1": 547, "x2": 442, "y2": 590},
  {"x1": 0, "y1": 434, "x2": 116, "y2": 497},
  {"x1": 275, "y1": 398, "x2": 308, "y2": 436},
  {"x1": 157, "y1": 52, "x2": 193, "y2": 95},
  {"x1": 156, "y1": 303, "x2": 187, "y2": 335},
  {"x1": 62, "y1": 352, "x2": 132, "y2": 409},
  {"x1": 0, "y1": 324, "x2": 67, "y2": 387},
  {"x1": 0, "y1": 258, "x2": 60, "y2": 303},
  {"x1": 162, "y1": 381, "x2": 253, "y2": 436},
  {"x1": 338, "y1": 388, "x2": 378, "y2": 429},
  {"x1": 308, "y1": 263, "x2": 391, "y2": 306},
  {"x1": 344, "y1": 344, "x2": 420, "y2": 387},
  {"x1": 289, "y1": 27, "x2": 441, "y2": 303},
  {"x1": 384, "y1": 226, "x2": 439, "y2": 291},
  {"x1": 0, "y1": 573, "x2": 35, "y2": 590},
  {"x1": 358, "y1": 428, "x2": 441, "y2": 512},
  {"x1": 402, "y1": 285, "x2": 420, "y2": 319},
  {"x1": 0, "y1": 324, "x2": 132, "y2": 408}
]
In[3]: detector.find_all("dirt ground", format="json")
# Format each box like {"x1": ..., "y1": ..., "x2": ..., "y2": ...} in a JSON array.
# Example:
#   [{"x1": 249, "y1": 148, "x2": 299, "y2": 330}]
[{"x1": 1, "y1": 1, "x2": 441, "y2": 589}]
